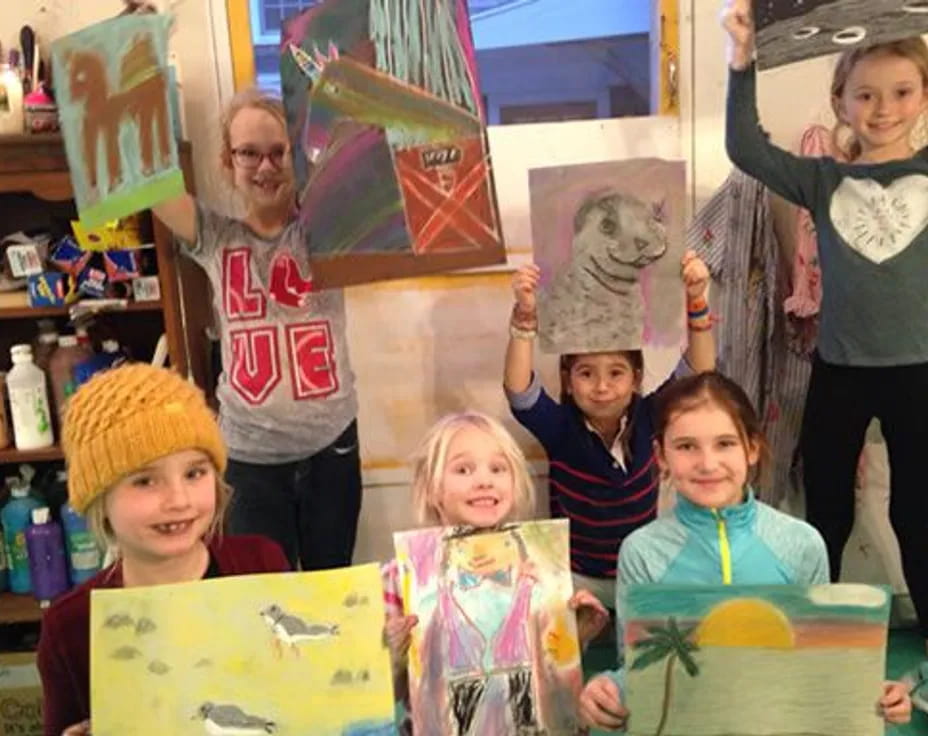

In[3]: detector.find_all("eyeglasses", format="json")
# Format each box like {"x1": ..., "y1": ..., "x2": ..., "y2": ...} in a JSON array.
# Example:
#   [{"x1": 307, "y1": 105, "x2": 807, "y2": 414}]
[{"x1": 230, "y1": 146, "x2": 289, "y2": 169}]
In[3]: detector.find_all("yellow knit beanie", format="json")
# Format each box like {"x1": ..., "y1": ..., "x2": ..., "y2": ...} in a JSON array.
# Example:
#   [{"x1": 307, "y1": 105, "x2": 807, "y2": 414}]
[{"x1": 62, "y1": 363, "x2": 227, "y2": 513}]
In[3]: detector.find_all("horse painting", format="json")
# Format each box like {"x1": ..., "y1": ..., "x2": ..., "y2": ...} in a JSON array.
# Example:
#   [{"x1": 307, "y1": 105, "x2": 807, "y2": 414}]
[{"x1": 65, "y1": 33, "x2": 170, "y2": 193}]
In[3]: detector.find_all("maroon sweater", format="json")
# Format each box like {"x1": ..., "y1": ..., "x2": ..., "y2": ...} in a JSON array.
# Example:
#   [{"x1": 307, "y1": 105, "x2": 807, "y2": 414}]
[{"x1": 36, "y1": 535, "x2": 289, "y2": 735}]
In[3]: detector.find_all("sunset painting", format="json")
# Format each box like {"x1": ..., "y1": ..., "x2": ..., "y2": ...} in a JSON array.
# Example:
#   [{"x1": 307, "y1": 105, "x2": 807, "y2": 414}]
[{"x1": 622, "y1": 584, "x2": 891, "y2": 736}]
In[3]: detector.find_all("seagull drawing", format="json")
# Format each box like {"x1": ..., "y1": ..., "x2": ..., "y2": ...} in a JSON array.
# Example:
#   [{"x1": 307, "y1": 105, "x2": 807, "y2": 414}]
[
  {"x1": 193, "y1": 702, "x2": 276, "y2": 735},
  {"x1": 259, "y1": 604, "x2": 339, "y2": 657}
]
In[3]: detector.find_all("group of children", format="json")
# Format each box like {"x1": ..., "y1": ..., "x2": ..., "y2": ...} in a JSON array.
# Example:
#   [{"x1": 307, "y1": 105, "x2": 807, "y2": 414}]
[{"x1": 33, "y1": 0, "x2": 928, "y2": 731}]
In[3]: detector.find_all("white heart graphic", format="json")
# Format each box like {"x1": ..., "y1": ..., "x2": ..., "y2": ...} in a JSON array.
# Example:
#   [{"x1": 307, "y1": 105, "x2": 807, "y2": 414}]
[{"x1": 829, "y1": 175, "x2": 928, "y2": 263}]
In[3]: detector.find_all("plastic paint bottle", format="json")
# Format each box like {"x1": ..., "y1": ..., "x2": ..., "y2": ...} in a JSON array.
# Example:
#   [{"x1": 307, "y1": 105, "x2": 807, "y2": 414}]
[
  {"x1": 7, "y1": 344, "x2": 53, "y2": 450},
  {"x1": 61, "y1": 500, "x2": 102, "y2": 585},
  {"x1": 0, "y1": 61, "x2": 24, "y2": 135},
  {"x1": 1, "y1": 479, "x2": 41, "y2": 594},
  {"x1": 25, "y1": 507, "x2": 69, "y2": 606}
]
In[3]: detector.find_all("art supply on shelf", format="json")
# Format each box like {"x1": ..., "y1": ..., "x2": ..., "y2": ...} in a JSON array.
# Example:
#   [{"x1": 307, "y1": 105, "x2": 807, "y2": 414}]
[
  {"x1": 0, "y1": 523, "x2": 8, "y2": 592},
  {"x1": 0, "y1": 372, "x2": 10, "y2": 450},
  {"x1": 1, "y1": 475, "x2": 41, "y2": 594},
  {"x1": 74, "y1": 339, "x2": 126, "y2": 387},
  {"x1": 25, "y1": 506, "x2": 69, "y2": 606},
  {"x1": 6, "y1": 344, "x2": 54, "y2": 450},
  {"x1": 0, "y1": 56, "x2": 24, "y2": 135},
  {"x1": 24, "y1": 83, "x2": 58, "y2": 134},
  {"x1": 48, "y1": 334, "x2": 92, "y2": 427},
  {"x1": 61, "y1": 498, "x2": 102, "y2": 586}
]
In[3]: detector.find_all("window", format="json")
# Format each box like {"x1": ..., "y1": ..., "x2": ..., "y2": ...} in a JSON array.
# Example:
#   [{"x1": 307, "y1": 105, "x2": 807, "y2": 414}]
[{"x1": 245, "y1": 0, "x2": 653, "y2": 122}]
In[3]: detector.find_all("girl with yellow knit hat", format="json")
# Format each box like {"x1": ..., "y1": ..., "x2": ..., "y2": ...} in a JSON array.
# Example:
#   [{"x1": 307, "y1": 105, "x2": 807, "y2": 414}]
[{"x1": 36, "y1": 363, "x2": 290, "y2": 736}]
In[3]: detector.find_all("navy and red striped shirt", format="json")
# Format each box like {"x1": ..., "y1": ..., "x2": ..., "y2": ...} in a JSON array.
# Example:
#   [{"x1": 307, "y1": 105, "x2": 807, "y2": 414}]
[{"x1": 507, "y1": 373, "x2": 667, "y2": 579}]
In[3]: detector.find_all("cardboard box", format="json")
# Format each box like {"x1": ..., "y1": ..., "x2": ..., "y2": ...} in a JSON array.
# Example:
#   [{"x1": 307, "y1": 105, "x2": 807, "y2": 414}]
[{"x1": 0, "y1": 652, "x2": 42, "y2": 736}]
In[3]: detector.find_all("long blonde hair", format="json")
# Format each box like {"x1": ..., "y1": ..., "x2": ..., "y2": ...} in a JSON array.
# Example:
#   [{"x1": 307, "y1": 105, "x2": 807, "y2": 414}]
[
  {"x1": 410, "y1": 412, "x2": 536, "y2": 526},
  {"x1": 831, "y1": 37, "x2": 928, "y2": 160}
]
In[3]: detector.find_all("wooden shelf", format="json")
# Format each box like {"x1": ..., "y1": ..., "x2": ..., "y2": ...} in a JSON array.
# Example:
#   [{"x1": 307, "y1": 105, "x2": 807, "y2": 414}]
[
  {"x1": 0, "y1": 592, "x2": 43, "y2": 624},
  {"x1": 0, "y1": 300, "x2": 163, "y2": 321},
  {"x1": 0, "y1": 445, "x2": 64, "y2": 464}
]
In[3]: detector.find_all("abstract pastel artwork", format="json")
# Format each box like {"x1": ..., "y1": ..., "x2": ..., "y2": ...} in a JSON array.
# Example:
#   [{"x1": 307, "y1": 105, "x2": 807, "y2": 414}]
[
  {"x1": 90, "y1": 564, "x2": 394, "y2": 736},
  {"x1": 529, "y1": 159, "x2": 686, "y2": 354},
  {"x1": 622, "y1": 583, "x2": 891, "y2": 736},
  {"x1": 280, "y1": 0, "x2": 505, "y2": 288},
  {"x1": 51, "y1": 15, "x2": 184, "y2": 228},
  {"x1": 754, "y1": 0, "x2": 928, "y2": 70},
  {"x1": 394, "y1": 519, "x2": 584, "y2": 735}
]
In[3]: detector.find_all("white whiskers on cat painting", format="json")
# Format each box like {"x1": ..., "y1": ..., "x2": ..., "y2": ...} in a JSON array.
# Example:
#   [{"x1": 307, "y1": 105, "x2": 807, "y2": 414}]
[{"x1": 539, "y1": 190, "x2": 668, "y2": 352}]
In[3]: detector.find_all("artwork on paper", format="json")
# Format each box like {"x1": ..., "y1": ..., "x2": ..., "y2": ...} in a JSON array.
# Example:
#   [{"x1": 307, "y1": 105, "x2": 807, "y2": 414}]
[
  {"x1": 393, "y1": 519, "x2": 584, "y2": 735},
  {"x1": 753, "y1": 0, "x2": 928, "y2": 70},
  {"x1": 622, "y1": 583, "x2": 891, "y2": 736},
  {"x1": 529, "y1": 159, "x2": 686, "y2": 354},
  {"x1": 51, "y1": 14, "x2": 183, "y2": 229},
  {"x1": 279, "y1": 0, "x2": 505, "y2": 288},
  {"x1": 90, "y1": 564, "x2": 394, "y2": 736}
]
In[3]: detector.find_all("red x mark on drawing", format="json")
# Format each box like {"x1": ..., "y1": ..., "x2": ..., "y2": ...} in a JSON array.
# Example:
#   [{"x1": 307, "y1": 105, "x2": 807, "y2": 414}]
[{"x1": 394, "y1": 141, "x2": 500, "y2": 254}]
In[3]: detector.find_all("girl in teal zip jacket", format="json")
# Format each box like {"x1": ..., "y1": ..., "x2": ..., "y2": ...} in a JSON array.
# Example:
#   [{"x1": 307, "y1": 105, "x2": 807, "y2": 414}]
[{"x1": 579, "y1": 371, "x2": 912, "y2": 730}]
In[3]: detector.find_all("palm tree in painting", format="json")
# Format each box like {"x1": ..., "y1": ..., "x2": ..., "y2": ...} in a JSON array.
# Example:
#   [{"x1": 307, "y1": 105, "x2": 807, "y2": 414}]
[{"x1": 629, "y1": 617, "x2": 700, "y2": 736}]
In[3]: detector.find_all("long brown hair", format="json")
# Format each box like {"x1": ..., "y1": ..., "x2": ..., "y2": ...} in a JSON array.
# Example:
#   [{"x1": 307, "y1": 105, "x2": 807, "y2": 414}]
[
  {"x1": 654, "y1": 371, "x2": 769, "y2": 474},
  {"x1": 831, "y1": 37, "x2": 928, "y2": 161}
]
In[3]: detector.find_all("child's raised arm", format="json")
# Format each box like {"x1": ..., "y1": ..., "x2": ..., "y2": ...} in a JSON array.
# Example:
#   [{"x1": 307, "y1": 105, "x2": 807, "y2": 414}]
[
  {"x1": 720, "y1": 1, "x2": 822, "y2": 210},
  {"x1": 681, "y1": 251, "x2": 715, "y2": 373},
  {"x1": 152, "y1": 192, "x2": 197, "y2": 245},
  {"x1": 503, "y1": 263, "x2": 541, "y2": 394},
  {"x1": 721, "y1": 0, "x2": 754, "y2": 71}
]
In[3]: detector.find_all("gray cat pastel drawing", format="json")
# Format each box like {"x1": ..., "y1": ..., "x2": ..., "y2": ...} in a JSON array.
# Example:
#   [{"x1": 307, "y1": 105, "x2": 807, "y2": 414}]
[{"x1": 539, "y1": 190, "x2": 668, "y2": 353}]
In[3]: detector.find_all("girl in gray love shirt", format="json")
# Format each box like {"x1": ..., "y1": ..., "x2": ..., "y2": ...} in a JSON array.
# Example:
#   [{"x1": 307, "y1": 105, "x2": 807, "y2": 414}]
[{"x1": 153, "y1": 89, "x2": 361, "y2": 573}]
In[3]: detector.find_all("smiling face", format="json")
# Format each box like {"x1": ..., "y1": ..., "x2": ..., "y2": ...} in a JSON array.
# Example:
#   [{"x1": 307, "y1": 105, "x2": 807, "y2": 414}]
[
  {"x1": 225, "y1": 106, "x2": 295, "y2": 216},
  {"x1": 104, "y1": 449, "x2": 217, "y2": 565},
  {"x1": 573, "y1": 192, "x2": 667, "y2": 269},
  {"x1": 565, "y1": 352, "x2": 641, "y2": 424},
  {"x1": 435, "y1": 426, "x2": 515, "y2": 528},
  {"x1": 656, "y1": 402, "x2": 759, "y2": 510},
  {"x1": 836, "y1": 51, "x2": 928, "y2": 161}
]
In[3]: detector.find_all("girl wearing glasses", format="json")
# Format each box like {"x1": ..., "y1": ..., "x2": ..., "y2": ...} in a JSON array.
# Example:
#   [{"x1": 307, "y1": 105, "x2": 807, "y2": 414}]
[{"x1": 153, "y1": 89, "x2": 361, "y2": 574}]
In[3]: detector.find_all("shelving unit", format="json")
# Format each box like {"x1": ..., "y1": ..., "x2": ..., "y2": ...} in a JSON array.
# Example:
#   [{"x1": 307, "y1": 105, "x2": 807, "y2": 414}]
[
  {"x1": 0, "y1": 592, "x2": 43, "y2": 625},
  {"x1": 0, "y1": 137, "x2": 214, "y2": 642},
  {"x1": 0, "y1": 300, "x2": 163, "y2": 320},
  {"x1": 0, "y1": 446, "x2": 64, "y2": 464}
]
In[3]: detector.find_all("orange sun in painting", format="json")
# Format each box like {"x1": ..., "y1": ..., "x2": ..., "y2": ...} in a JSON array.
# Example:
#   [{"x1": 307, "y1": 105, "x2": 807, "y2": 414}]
[{"x1": 695, "y1": 598, "x2": 795, "y2": 649}]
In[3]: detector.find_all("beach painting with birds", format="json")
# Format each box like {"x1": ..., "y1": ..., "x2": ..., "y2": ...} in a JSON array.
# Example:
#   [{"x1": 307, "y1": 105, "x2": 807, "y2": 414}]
[
  {"x1": 529, "y1": 158, "x2": 686, "y2": 354},
  {"x1": 394, "y1": 519, "x2": 584, "y2": 735},
  {"x1": 51, "y1": 14, "x2": 184, "y2": 228},
  {"x1": 90, "y1": 564, "x2": 394, "y2": 736},
  {"x1": 279, "y1": 0, "x2": 505, "y2": 288},
  {"x1": 622, "y1": 583, "x2": 891, "y2": 736},
  {"x1": 753, "y1": 0, "x2": 928, "y2": 70}
]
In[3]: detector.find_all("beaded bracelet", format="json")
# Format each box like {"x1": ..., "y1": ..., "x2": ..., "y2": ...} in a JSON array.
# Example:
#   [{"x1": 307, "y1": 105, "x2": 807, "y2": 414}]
[
  {"x1": 510, "y1": 323, "x2": 538, "y2": 340},
  {"x1": 686, "y1": 296, "x2": 712, "y2": 331}
]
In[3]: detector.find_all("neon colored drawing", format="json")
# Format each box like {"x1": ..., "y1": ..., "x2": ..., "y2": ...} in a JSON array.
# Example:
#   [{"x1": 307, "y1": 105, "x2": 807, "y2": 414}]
[
  {"x1": 394, "y1": 519, "x2": 584, "y2": 735},
  {"x1": 52, "y1": 14, "x2": 183, "y2": 228}
]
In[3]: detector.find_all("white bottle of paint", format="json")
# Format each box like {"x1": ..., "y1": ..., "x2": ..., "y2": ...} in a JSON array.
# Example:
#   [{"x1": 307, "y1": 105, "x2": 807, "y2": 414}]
[
  {"x1": 0, "y1": 62, "x2": 24, "y2": 136},
  {"x1": 7, "y1": 345, "x2": 54, "y2": 450}
]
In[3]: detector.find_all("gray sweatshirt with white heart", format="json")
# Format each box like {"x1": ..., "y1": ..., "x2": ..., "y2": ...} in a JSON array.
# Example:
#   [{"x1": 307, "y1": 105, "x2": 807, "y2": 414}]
[{"x1": 727, "y1": 65, "x2": 928, "y2": 366}]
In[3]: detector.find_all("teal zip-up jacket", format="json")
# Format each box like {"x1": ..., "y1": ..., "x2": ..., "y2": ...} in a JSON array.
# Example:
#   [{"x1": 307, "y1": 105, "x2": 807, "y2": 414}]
[{"x1": 605, "y1": 490, "x2": 829, "y2": 696}]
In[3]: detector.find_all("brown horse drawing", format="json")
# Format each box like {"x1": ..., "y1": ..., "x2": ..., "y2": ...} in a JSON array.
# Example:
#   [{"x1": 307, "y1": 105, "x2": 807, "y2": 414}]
[{"x1": 67, "y1": 34, "x2": 170, "y2": 193}]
